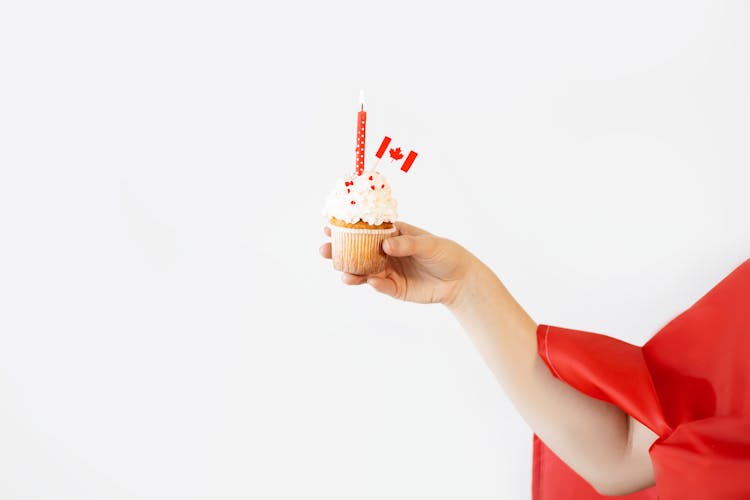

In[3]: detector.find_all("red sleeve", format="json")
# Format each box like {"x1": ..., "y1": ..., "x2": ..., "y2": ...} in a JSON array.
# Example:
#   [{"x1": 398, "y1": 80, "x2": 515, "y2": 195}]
[
  {"x1": 531, "y1": 259, "x2": 750, "y2": 500},
  {"x1": 532, "y1": 324, "x2": 661, "y2": 500},
  {"x1": 536, "y1": 324, "x2": 669, "y2": 436}
]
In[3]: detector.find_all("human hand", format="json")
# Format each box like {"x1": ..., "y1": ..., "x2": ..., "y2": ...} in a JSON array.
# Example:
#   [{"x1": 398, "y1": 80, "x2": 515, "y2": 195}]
[{"x1": 319, "y1": 221, "x2": 480, "y2": 306}]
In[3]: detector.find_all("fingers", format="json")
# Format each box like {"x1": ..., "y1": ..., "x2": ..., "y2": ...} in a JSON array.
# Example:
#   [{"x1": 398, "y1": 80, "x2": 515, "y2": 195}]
[
  {"x1": 320, "y1": 226, "x2": 332, "y2": 259},
  {"x1": 319, "y1": 242, "x2": 331, "y2": 259},
  {"x1": 382, "y1": 234, "x2": 438, "y2": 259},
  {"x1": 394, "y1": 221, "x2": 430, "y2": 237},
  {"x1": 366, "y1": 276, "x2": 397, "y2": 297},
  {"x1": 341, "y1": 273, "x2": 368, "y2": 285}
]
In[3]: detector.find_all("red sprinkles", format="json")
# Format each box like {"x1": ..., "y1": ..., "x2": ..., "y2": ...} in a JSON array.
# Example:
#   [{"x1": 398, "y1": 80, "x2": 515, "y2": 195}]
[
  {"x1": 350, "y1": 200, "x2": 356, "y2": 204},
  {"x1": 370, "y1": 185, "x2": 375, "y2": 190}
]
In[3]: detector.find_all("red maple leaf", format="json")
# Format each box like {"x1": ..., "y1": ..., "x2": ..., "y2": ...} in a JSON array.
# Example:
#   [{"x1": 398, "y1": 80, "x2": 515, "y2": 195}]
[{"x1": 389, "y1": 147, "x2": 404, "y2": 161}]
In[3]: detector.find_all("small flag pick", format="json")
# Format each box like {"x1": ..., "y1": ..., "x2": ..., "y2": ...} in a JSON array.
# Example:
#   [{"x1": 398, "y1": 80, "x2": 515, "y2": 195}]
[{"x1": 371, "y1": 136, "x2": 418, "y2": 173}]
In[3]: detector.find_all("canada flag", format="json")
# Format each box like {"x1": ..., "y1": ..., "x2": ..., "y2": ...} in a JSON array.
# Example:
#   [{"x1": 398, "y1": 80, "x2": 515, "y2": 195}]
[{"x1": 374, "y1": 136, "x2": 418, "y2": 172}]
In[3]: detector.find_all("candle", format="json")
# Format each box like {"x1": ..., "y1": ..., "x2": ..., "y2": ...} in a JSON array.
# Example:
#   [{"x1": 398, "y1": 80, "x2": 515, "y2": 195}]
[{"x1": 355, "y1": 90, "x2": 366, "y2": 175}]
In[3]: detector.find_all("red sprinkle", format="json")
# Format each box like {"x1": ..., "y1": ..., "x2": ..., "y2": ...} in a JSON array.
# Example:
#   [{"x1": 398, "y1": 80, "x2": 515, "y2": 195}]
[
  {"x1": 368, "y1": 175, "x2": 373, "y2": 181},
  {"x1": 347, "y1": 188, "x2": 350, "y2": 193},
  {"x1": 381, "y1": 184, "x2": 385, "y2": 188},
  {"x1": 350, "y1": 200, "x2": 356, "y2": 204},
  {"x1": 371, "y1": 185, "x2": 376, "y2": 190}
]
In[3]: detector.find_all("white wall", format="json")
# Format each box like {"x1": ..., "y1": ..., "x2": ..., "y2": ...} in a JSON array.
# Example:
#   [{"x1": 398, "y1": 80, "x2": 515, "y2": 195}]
[{"x1": 1, "y1": 1, "x2": 749, "y2": 498}]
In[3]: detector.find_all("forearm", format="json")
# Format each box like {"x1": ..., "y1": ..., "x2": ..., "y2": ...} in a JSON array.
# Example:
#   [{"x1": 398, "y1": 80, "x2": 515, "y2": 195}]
[{"x1": 447, "y1": 259, "x2": 650, "y2": 494}]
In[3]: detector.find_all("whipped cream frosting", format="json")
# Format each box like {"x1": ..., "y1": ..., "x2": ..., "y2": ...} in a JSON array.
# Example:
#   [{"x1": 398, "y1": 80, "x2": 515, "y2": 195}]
[{"x1": 322, "y1": 169, "x2": 398, "y2": 225}]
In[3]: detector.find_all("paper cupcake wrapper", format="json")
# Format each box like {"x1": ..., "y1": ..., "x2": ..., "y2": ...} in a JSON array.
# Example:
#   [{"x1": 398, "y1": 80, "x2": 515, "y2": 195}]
[{"x1": 328, "y1": 224, "x2": 398, "y2": 275}]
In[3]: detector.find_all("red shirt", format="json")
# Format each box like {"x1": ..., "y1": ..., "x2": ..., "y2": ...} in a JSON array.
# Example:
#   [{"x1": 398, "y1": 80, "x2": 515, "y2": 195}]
[{"x1": 533, "y1": 258, "x2": 750, "y2": 500}]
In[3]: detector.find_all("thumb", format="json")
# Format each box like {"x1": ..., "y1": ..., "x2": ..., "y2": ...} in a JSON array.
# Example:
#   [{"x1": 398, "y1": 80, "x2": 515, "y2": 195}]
[
  {"x1": 367, "y1": 276, "x2": 398, "y2": 297},
  {"x1": 382, "y1": 234, "x2": 437, "y2": 259}
]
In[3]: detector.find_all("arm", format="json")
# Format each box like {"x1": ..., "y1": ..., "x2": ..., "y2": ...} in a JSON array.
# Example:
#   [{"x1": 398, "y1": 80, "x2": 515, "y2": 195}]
[
  {"x1": 448, "y1": 259, "x2": 657, "y2": 495},
  {"x1": 320, "y1": 222, "x2": 657, "y2": 494}
]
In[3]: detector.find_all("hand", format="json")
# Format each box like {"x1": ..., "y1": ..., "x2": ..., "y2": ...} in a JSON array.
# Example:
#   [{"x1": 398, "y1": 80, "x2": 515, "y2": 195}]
[{"x1": 319, "y1": 221, "x2": 479, "y2": 306}]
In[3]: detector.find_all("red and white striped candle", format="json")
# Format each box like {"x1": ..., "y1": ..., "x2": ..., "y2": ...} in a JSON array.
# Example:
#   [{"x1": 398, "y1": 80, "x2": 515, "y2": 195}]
[{"x1": 355, "y1": 90, "x2": 366, "y2": 175}]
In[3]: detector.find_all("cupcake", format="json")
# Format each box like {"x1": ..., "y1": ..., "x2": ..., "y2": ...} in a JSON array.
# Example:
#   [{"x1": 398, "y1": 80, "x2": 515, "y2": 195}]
[{"x1": 323, "y1": 169, "x2": 398, "y2": 275}]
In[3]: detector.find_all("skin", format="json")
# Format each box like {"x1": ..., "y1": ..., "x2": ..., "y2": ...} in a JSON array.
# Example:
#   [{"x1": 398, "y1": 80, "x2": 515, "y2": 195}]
[{"x1": 320, "y1": 221, "x2": 659, "y2": 495}]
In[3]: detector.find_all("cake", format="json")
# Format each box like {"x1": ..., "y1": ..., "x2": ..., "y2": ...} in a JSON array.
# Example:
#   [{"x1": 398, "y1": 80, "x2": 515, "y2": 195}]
[{"x1": 323, "y1": 169, "x2": 398, "y2": 275}]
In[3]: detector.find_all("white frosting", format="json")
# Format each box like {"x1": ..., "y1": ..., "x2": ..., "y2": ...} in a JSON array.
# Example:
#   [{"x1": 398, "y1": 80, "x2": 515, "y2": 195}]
[{"x1": 322, "y1": 169, "x2": 398, "y2": 225}]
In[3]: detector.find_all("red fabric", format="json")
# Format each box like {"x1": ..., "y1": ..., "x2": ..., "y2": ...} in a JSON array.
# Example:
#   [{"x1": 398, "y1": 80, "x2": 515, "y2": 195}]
[
  {"x1": 533, "y1": 435, "x2": 657, "y2": 500},
  {"x1": 532, "y1": 258, "x2": 750, "y2": 500}
]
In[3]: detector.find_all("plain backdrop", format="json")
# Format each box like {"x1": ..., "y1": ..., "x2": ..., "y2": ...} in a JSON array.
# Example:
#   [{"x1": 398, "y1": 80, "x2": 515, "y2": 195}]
[{"x1": 1, "y1": 1, "x2": 749, "y2": 498}]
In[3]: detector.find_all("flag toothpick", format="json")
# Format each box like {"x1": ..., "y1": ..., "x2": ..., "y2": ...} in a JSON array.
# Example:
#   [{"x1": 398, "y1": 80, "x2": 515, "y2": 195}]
[{"x1": 370, "y1": 135, "x2": 417, "y2": 173}]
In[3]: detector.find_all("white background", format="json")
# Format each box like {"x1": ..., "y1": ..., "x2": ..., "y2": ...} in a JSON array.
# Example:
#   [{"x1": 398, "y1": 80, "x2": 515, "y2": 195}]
[{"x1": 1, "y1": 1, "x2": 749, "y2": 498}]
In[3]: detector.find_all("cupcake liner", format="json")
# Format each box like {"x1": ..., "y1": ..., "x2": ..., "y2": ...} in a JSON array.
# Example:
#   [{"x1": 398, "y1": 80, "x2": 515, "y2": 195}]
[{"x1": 328, "y1": 224, "x2": 398, "y2": 275}]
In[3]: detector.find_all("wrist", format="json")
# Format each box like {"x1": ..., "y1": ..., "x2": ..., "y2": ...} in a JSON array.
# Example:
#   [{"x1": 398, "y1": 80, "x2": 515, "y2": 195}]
[{"x1": 444, "y1": 257, "x2": 495, "y2": 313}]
